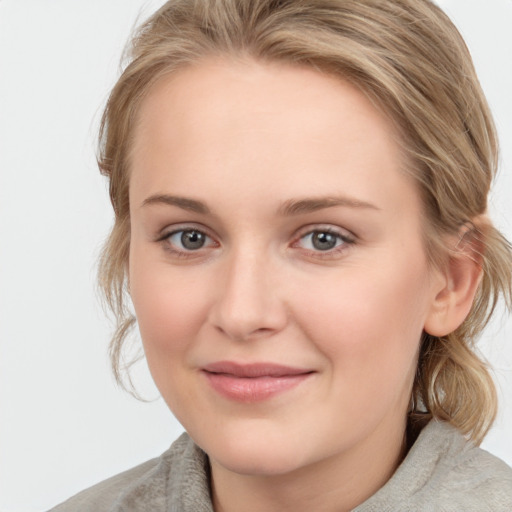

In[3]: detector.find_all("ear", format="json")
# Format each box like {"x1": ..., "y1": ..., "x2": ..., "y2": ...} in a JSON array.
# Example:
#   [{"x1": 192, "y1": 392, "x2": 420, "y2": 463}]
[{"x1": 424, "y1": 222, "x2": 484, "y2": 337}]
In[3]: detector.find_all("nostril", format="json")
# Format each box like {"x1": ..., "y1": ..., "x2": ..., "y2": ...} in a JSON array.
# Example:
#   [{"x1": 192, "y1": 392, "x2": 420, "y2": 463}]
[
  {"x1": 214, "y1": 324, "x2": 276, "y2": 342},
  {"x1": 252, "y1": 327, "x2": 274, "y2": 336},
  {"x1": 208, "y1": 275, "x2": 289, "y2": 341}
]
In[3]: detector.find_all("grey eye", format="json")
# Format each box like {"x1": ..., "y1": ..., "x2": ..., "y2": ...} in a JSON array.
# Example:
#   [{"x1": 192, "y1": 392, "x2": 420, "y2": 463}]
[
  {"x1": 181, "y1": 230, "x2": 205, "y2": 249},
  {"x1": 312, "y1": 232, "x2": 339, "y2": 250},
  {"x1": 298, "y1": 230, "x2": 346, "y2": 251},
  {"x1": 169, "y1": 229, "x2": 209, "y2": 250}
]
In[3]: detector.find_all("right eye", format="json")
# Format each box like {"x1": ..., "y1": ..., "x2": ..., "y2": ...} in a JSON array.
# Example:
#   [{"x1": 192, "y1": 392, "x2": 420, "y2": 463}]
[{"x1": 161, "y1": 228, "x2": 218, "y2": 255}]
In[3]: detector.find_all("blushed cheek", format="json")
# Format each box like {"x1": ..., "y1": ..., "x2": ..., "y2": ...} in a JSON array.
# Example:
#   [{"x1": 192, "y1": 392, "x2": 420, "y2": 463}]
[
  {"x1": 297, "y1": 267, "x2": 428, "y2": 368},
  {"x1": 310, "y1": 281, "x2": 423, "y2": 421},
  {"x1": 129, "y1": 258, "x2": 206, "y2": 358}
]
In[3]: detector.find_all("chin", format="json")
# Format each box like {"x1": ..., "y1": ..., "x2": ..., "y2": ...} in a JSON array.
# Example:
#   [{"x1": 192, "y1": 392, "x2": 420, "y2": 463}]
[
  {"x1": 194, "y1": 420, "x2": 316, "y2": 477},
  {"x1": 212, "y1": 444, "x2": 309, "y2": 477}
]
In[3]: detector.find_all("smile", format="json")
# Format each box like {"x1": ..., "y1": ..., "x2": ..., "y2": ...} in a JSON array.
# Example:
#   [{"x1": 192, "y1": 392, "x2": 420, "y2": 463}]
[{"x1": 201, "y1": 361, "x2": 315, "y2": 402}]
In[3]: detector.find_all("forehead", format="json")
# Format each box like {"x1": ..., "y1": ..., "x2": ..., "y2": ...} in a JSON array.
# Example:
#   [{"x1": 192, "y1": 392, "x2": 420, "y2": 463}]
[{"x1": 129, "y1": 57, "x2": 418, "y2": 219}]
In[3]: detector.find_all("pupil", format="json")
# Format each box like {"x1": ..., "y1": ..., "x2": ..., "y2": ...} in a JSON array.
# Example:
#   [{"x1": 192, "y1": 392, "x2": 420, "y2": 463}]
[
  {"x1": 312, "y1": 232, "x2": 337, "y2": 251},
  {"x1": 181, "y1": 230, "x2": 205, "y2": 250}
]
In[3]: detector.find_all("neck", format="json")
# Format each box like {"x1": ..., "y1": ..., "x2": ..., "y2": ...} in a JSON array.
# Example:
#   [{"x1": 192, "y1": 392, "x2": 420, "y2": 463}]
[{"x1": 210, "y1": 415, "x2": 409, "y2": 512}]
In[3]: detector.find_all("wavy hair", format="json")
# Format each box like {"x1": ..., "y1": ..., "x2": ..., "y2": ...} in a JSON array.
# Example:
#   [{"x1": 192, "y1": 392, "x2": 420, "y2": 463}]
[{"x1": 97, "y1": 0, "x2": 512, "y2": 443}]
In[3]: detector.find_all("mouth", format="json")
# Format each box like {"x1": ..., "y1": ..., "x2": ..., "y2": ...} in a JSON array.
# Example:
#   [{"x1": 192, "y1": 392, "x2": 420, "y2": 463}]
[{"x1": 201, "y1": 361, "x2": 315, "y2": 402}]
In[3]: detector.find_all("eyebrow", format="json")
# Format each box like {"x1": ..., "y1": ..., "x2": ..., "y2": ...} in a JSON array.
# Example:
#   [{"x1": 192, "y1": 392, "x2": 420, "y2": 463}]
[
  {"x1": 141, "y1": 194, "x2": 211, "y2": 214},
  {"x1": 278, "y1": 196, "x2": 380, "y2": 216},
  {"x1": 141, "y1": 193, "x2": 379, "y2": 216}
]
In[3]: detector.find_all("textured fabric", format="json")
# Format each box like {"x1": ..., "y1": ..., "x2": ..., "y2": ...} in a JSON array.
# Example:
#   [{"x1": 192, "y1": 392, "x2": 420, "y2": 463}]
[{"x1": 49, "y1": 420, "x2": 512, "y2": 512}]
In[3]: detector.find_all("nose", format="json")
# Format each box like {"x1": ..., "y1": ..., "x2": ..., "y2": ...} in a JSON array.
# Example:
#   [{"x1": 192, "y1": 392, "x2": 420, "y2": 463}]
[{"x1": 208, "y1": 248, "x2": 288, "y2": 342}]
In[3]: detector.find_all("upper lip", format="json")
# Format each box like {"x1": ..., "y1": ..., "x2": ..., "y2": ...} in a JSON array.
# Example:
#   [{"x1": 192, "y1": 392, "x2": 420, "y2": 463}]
[{"x1": 202, "y1": 361, "x2": 314, "y2": 378}]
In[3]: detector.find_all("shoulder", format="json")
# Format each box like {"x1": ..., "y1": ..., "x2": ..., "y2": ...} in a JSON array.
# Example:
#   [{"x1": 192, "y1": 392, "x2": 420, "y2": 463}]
[
  {"x1": 356, "y1": 420, "x2": 512, "y2": 512},
  {"x1": 47, "y1": 432, "x2": 204, "y2": 512},
  {"x1": 415, "y1": 421, "x2": 512, "y2": 506},
  {"x1": 427, "y1": 422, "x2": 512, "y2": 510},
  {"x1": 48, "y1": 457, "x2": 161, "y2": 512}
]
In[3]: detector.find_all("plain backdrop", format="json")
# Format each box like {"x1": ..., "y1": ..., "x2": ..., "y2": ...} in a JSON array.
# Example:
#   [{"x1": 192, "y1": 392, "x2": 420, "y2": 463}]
[{"x1": 0, "y1": 1, "x2": 511, "y2": 511}]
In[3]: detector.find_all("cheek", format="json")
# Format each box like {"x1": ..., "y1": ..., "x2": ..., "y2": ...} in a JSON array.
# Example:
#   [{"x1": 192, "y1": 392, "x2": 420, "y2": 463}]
[
  {"x1": 129, "y1": 248, "x2": 210, "y2": 359},
  {"x1": 291, "y1": 258, "x2": 430, "y2": 386}
]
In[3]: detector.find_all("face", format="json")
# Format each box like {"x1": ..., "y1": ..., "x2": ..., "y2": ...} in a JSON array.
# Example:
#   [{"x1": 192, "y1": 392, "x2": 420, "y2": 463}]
[{"x1": 128, "y1": 58, "x2": 442, "y2": 477}]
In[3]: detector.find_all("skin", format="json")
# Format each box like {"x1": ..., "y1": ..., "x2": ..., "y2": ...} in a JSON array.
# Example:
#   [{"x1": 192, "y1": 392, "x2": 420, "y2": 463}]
[{"x1": 127, "y1": 58, "x2": 472, "y2": 512}]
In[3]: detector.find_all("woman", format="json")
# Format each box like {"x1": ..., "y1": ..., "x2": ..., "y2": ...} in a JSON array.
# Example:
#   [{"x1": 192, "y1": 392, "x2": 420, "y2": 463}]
[{"x1": 51, "y1": 0, "x2": 512, "y2": 510}]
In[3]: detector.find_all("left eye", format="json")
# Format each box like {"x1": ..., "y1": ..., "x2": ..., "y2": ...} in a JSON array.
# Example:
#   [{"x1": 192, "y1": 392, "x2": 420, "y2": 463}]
[
  {"x1": 167, "y1": 229, "x2": 213, "y2": 251},
  {"x1": 297, "y1": 230, "x2": 348, "y2": 251}
]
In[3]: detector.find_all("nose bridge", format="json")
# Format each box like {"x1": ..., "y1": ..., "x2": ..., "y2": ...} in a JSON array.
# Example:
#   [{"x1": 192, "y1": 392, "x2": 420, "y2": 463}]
[{"x1": 210, "y1": 241, "x2": 286, "y2": 340}]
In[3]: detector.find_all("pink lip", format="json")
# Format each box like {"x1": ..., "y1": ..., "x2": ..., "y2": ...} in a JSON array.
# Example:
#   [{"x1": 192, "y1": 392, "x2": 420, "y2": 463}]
[{"x1": 201, "y1": 361, "x2": 314, "y2": 402}]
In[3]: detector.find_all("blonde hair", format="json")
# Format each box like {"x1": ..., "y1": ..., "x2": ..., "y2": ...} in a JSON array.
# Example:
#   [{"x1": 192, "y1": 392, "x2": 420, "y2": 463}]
[{"x1": 98, "y1": 0, "x2": 512, "y2": 444}]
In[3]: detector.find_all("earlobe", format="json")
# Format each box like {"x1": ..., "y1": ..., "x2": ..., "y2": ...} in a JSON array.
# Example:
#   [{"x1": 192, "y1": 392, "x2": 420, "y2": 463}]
[{"x1": 424, "y1": 223, "x2": 484, "y2": 337}]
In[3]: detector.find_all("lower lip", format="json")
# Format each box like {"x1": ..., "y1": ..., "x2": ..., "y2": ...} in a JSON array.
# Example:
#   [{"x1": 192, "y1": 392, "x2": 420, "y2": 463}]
[{"x1": 202, "y1": 372, "x2": 312, "y2": 402}]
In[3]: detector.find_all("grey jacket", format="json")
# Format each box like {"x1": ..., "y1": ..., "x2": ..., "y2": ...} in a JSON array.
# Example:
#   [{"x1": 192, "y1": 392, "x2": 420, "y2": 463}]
[{"x1": 49, "y1": 420, "x2": 512, "y2": 511}]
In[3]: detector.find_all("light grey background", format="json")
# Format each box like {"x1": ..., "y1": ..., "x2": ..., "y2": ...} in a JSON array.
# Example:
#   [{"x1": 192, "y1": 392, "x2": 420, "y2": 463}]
[{"x1": 0, "y1": 1, "x2": 511, "y2": 511}]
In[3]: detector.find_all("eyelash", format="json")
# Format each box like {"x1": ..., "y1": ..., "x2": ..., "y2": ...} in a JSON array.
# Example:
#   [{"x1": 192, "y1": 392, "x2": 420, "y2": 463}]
[
  {"x1": 292, "y1": 227, "x2": 355, "y2": 258},
  {"x1": 157, "y1": 226, "x2": 218, "y2": 258},
  {"x1": 157, "y1": 225, "x2": 356, "y2": 259}
]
